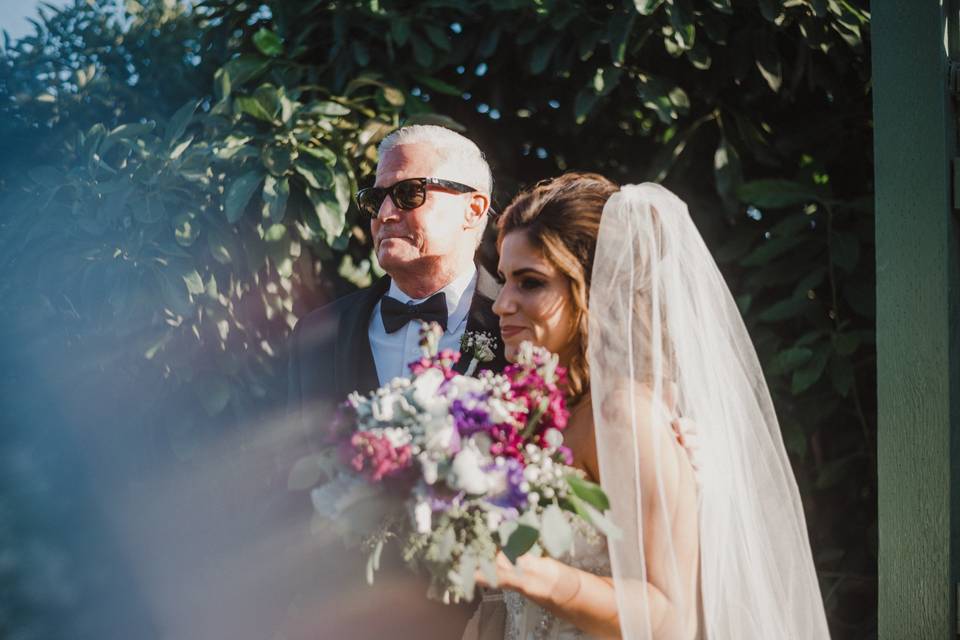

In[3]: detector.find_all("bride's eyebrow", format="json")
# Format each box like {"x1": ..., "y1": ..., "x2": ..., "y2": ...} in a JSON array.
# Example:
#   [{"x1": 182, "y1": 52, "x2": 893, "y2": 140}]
[{"x1": 510, "y1": 267, "x2": 548, "y2": 278}]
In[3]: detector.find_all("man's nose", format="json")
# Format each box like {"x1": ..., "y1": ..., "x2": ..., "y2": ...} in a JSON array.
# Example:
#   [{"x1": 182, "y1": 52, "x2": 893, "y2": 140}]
[{"x1": 376, "y1": 196, "x2": 401, "y2": 223}]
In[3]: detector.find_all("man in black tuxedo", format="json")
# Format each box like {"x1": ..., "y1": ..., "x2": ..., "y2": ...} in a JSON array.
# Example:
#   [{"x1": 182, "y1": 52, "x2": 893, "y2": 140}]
[{"x1": 284, "y1": 125, "x2": 506, "y2": 639}]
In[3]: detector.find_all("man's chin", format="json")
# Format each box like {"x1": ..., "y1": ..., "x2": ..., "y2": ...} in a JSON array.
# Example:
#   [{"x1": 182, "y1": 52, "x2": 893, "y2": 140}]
[{"x1": 376, "y1": 248, "x2": 419, "y2": 273}]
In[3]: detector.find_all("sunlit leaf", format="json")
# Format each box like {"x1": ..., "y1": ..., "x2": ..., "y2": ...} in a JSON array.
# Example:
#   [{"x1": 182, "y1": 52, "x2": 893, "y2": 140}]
[{"x1": 253, "y1": 27, "x2": 284, "y2": 57}]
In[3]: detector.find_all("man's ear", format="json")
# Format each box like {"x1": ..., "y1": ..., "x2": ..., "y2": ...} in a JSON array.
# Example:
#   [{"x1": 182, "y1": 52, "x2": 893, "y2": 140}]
[{"x1": 464, "y1": 192, "x2": 490, "y2": 229}]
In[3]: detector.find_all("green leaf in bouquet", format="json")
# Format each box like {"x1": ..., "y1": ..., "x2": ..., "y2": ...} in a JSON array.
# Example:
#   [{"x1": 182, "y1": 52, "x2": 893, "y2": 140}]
[
  {"x1": 540, "y1": 503, "x2": 573, "y2": 558},
  {"x1": 566, "y1": 474, "x2": 610, "y2": 511},
  {"x1": 503, "y1": 524, "x2": 539, "y2": 564},
  {"x1": 568, "y1": 494, "x2": 622, "y2": 541}
]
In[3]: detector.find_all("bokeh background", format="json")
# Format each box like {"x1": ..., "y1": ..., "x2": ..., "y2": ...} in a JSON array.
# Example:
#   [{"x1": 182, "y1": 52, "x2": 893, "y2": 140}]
[{"x1": 0, "y1": 1, "x2": 874, "y2": 638}]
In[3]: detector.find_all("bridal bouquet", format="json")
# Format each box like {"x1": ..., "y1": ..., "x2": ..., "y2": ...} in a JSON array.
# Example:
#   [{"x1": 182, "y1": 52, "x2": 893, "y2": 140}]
[{"x1": 307, "y1": 323, "x2": 619, "y2": 603}]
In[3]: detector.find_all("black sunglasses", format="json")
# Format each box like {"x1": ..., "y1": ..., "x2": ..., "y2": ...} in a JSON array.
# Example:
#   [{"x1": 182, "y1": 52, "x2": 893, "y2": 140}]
[{"x1": 356, "y1": 177, "x2": 478, "y2": 219}]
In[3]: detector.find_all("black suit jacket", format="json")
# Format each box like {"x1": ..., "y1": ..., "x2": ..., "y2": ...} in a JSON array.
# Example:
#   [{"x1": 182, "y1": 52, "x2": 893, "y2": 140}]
[{"x1": 280, "y1": 268, "x2": 506, "y2": 639}]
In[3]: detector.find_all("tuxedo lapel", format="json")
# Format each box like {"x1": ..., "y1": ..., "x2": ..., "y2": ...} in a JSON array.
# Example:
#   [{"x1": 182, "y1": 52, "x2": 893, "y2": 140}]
[
  {"x1": 334, "y1": 276, "x2": 389, "y2": 399},
  {"x1": 454, "y1": 267, "x2": 508, "y2": 375}
]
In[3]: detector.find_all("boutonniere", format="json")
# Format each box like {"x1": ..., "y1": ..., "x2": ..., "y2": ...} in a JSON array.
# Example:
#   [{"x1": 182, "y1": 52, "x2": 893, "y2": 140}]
[{"x1": 459, "y1": 330, "x2": 498, "y2": 376}]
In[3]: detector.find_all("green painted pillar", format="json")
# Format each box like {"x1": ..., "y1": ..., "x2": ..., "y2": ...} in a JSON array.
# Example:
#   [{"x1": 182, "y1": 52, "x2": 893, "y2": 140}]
[{"x1": 873, "y1": 2, "x2": 960, "y2": 638}]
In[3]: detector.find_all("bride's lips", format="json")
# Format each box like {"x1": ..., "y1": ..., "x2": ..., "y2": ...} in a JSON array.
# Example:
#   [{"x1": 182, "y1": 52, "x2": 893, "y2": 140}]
[{"x1": 499, "y1": 325, "x2": 526, "y2": 339}]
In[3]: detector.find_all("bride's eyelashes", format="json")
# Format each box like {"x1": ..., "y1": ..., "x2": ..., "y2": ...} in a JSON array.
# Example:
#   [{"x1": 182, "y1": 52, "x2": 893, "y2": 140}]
[{"x1": 519, "y1": 277, "x2": 545, "y2": 291}]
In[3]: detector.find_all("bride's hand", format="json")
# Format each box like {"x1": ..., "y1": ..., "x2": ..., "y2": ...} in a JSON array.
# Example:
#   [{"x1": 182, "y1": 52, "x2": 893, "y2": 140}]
[{"x1": 474, "y1": 551, "x2": 564, "y2": 601}]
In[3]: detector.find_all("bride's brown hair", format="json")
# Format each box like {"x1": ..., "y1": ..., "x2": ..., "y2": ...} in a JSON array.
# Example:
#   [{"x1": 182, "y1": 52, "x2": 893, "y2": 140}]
[{"x1": 497, "y1": 172, "x2": 619, "y2": 402}]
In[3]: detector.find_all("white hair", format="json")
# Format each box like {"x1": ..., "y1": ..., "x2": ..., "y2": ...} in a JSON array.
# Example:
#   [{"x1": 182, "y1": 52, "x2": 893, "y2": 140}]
[{"x1": 378, "y1": 125, "x2": 493, "y2": 196}]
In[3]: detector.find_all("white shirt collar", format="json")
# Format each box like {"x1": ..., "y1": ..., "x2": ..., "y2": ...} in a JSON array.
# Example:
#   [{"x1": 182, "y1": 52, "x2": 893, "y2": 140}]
[{"x1": 386, "y1": 264, "x2": 478, "y2": 332}]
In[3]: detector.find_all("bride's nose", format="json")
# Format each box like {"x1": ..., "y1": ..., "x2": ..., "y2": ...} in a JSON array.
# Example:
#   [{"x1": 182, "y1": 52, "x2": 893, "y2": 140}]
[{"x1": 492, "y1": 286, "x2": 515, "y2": 317}]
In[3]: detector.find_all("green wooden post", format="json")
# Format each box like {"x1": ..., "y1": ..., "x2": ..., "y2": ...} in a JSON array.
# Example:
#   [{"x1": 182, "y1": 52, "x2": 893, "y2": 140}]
[{"x1": 873, "y1": 2, "x2": 960, "y2": 638}]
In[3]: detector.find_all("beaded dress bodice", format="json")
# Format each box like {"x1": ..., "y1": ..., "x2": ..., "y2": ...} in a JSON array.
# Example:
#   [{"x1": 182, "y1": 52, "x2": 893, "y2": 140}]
[{"x1": 503, "y1": 516, "x2": 611, "y2": 640}]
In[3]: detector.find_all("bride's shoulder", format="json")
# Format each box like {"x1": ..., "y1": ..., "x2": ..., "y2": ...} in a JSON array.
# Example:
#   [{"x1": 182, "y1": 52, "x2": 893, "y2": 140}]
[{"x1": 594, "y1": 378, "x2": 676, "y2": 426}]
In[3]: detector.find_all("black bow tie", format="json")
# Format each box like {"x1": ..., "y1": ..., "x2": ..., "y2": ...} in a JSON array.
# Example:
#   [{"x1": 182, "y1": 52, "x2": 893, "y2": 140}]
[{"x1": 381, "y1": 292, "x2": 448, "y2": 334}]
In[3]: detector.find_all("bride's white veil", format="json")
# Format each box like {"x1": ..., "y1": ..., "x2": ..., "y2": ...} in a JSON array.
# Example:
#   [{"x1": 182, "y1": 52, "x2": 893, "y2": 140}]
[{"x1": 588, "y1": 183, "x2": 830, "y2": 639}]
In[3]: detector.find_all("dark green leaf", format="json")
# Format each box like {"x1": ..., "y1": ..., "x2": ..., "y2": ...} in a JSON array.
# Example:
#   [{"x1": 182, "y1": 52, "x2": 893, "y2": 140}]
[
  {"x1": 830, "y1": 356, "x2": 855, "y2": 397},
  {"x1": 791, "y1": 348, "x2": 830, "y2": 394},
  {"x1": 634, "y1": 0, "x2": 664, "y2": 14},
  {"x1": 262, "y1": 174, "x2": 289, "y2": 223},
  {"x1": 165, "y1": 99, "x2": 200, "y2": 147},
  {"x1": 707, "y1": 0, "x2": 732, "y2": 13},
  {"x1": 755, "y1": 37, "x2": 783, "y2": 92},
  {"x1": 390, "y1": 19, "x2": 410, "y2": 47},
  {"x1": 411, "y1": 36, "x2": 434, "y2": 68},
  {"x1": 574, "y1": 89, "x2": 598, "y2": 125},
  {"x1": 608, "y1": 12, "x2": 637, "y2": 66},
  {"x1": 414, "y1": 75, "x2": 462, "y2": 97},
  {"x1": 262, "y1": 145, "x2": 295, "y2": 175},
  {"x1": 757, "y1": 296, "x2": 809, "y2": 323},
  {"x1": 351, "y1": 41, "x2": 371, "y2": 66},
  {"x1": 423, "y1": 24, "x2": 452, "y2": 51},
  {"x1": 714, "y1": 136, "x2": 742, "y2": 207},
  {"x1": 154, "y1": 267, "x2": 192, "y2": 317},
  {"x1": 740, "y1": 235, "x2": 806, "y2": 267},
  {"x1": 503, "y1": 524, "x2": 539, "y2": 564},
  {"x1": 769, "y1": 347, "x2": 813, "y2": 375},
  {"x1": 225, "y1": 171, "x2": 263, "y2": 223},
  {"x1": 737, "y1": 180, "x2": 819, "y2": 208},
  {"x1": 530, "y1": 36, "x2": 560, "y2": 75}
]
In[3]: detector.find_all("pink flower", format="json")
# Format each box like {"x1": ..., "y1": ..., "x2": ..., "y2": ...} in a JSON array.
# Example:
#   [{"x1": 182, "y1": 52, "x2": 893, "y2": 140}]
[
  {"x1": 346, "y1": 432, "x2": 413, "y2": 482},
  {"x1": 407, "y1": 350, "x2": 461, "y2": 380}
]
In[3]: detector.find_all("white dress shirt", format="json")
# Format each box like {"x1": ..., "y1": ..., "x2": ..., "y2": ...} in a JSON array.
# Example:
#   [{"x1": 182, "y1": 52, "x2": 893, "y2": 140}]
[{"x1": 368, "y1": 265, "x2": 478, "y2": 385}]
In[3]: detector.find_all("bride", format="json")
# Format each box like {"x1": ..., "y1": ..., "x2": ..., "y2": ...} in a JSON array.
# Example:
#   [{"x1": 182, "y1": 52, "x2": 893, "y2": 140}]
[{"x1": 465, "y1": 173, "x2": 830, "y2": 639}]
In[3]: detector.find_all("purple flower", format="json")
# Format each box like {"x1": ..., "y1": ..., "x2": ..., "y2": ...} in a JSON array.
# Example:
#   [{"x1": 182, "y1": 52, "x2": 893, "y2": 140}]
[
  {"x1": 451, "y1": 393, "x2": 493, "y2": 437},
  {"x1": 485, "y1": 458, "x2": 528, "y2": 510}
]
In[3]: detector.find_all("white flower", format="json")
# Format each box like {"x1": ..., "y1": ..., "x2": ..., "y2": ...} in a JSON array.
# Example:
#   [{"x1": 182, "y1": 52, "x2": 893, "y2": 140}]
[
  {"x1": 523, "y1": 466, "x2": 540, "y2": 483},
  {"x1": 414, "y1": 500, "x2": 432, "y2": 534},
  {"x1": 543, "y1": 428, "x2": 564, "y2": 450},
  {"x1": 485, "y1": 509, "x2": 503, "y2": 531},
  {"x1": 447, "y1": 374, "x2": 484, "y2": 397},
  {"x1": 419, "y1": 454, "x2": 439, "y2": 485},
  {"x1": 411, "y1": 367, "x2": 447, "y2": 414},
  {"x1": 380, "y1": 427, "x2": 412, "y2": 448},
  {"x1": 422, "y1": 415, "x2": 456, "y2": 454},
  {"x1": 487, "y1": 398, "x2": 513, "y2": 424},
  {"x1": 448, "y1": 445, "x2": 491, "y2": 495}
]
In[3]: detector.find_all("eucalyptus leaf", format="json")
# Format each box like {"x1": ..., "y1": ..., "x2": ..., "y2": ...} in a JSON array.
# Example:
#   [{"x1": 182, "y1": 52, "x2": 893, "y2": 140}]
[{"x1": 540, "y1": 503, "x2": 573, "y2": 558}]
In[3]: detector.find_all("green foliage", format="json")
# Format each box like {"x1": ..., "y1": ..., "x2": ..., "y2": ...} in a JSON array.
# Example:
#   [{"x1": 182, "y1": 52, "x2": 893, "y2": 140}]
[{"x1": 0, "y1": 0, "x2": 875, "y2": 636}]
